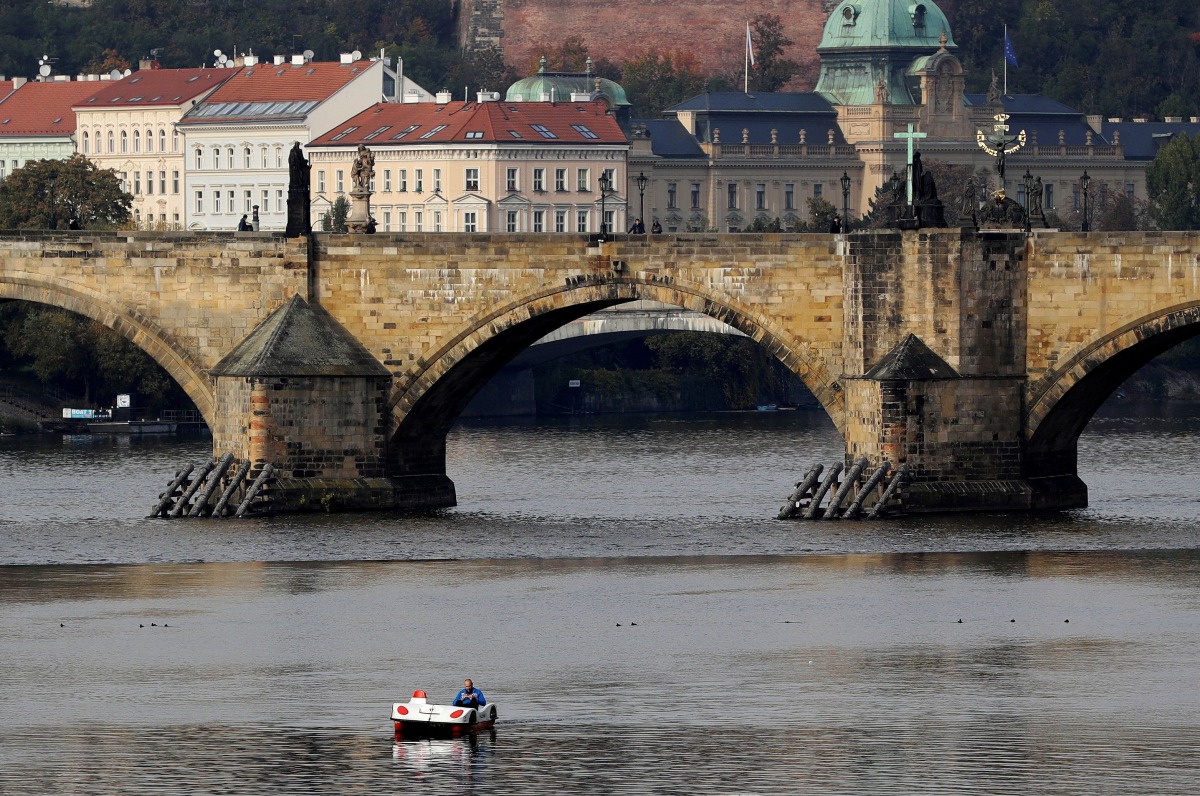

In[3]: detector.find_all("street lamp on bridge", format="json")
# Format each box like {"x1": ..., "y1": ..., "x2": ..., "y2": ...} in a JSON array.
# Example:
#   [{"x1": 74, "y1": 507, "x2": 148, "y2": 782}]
[
  {"x1": 840, "y1": 171, "x2": 851, "y2": 230},
  {"x1": 636, "y1": 172, "x2": 648, "y2": 230},
  {"x1": 1080, "y1": 170, "x2": 1091, "y2": 232},
  {"x1": 599, "y1": 171, "x2": 612, "y2": 238}
]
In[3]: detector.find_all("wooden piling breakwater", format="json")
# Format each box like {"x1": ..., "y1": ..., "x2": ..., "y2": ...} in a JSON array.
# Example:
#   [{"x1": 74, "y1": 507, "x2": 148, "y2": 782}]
[
  {"x1": 778, "y1": 460, "x2": 907, "y2": 520},
  {"x1": 150, "y1": 455, "x2": 276, "y2": 519}
]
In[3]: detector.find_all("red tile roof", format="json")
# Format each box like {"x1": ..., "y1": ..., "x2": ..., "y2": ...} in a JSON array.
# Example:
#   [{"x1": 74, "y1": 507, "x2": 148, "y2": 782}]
[
  {"x1": 73, "y1": 68, "x2": 233, "y2": 109},
  {"x1": 0, "y1": 80, "x2": 107, "y2": 136},
  {"x1": 308, "y1": 100, "x2": 627, "y2": 147},
  {"x1": 201, "y1": 60, "x2": 375, "y2": 104}
]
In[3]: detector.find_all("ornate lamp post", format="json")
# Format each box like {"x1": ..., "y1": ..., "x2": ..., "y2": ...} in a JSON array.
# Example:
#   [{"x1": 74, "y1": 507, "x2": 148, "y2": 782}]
[
  {"x1": 1022, "y1": 170, "x2": 1034, "y2": 233},
  {"x1": 840, "y1": 171, "x2": 851, "y2": 229},
  {"x1": 599, "y1": 171, "x2": 611, "y2": 237},
  {"x1": 1080, "y1": 170, "x2": 1091, "y2": 232},
  {"x1": 636, "y1": 172, "x2": 648, "y2": 229}
]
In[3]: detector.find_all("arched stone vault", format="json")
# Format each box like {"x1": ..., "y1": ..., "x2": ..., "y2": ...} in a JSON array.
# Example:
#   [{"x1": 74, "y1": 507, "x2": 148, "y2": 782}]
[
  {"x1": 386, "y1": 274, "x2": 845, "y2": 476},
  {"x1": 0, "y1": 275, "x2": 215, "y2": 421},
  {"x1": 1024, "y1": 302, "x2": 1200, "y2": 477}
]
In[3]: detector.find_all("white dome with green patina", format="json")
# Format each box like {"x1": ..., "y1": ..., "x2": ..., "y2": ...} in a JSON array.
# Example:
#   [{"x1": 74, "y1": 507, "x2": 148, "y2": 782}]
[
  {"x1": 506, "y1": 57, "x2": 631, "y2": 107},
  {"x1": 815, "y1": 0, "x2": 957, "y2": 106}
]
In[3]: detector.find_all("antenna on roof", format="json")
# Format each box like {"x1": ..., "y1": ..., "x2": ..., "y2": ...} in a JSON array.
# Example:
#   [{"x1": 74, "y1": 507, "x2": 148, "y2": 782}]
[
  {"x1": 351, "y1": 50, "x2": 362, "y2": 61},
  {"x1": 303, "y1": 49, "x2": 315, "y2": 63}
]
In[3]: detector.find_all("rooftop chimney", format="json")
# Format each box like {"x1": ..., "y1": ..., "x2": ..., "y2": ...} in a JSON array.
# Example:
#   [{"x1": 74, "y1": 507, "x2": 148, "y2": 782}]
[
  {"x1": 291, "y1": 54, "x2": 305, "y2": 66},
  {"x1": 243, "y1": 54, "x2": 258, "y2": 66},
  {"x1": 477, "y1": 91, "x2": 500, "y2": 102},
  {"x1": 340, "y1": 53, "x2": 353, "y2": 64},
  {"x1": 274, "y1": 55, "x2": 286, "y2": 66},
  {"x1": 435, "y1": 90, "x2": 453, "y2": 104}
]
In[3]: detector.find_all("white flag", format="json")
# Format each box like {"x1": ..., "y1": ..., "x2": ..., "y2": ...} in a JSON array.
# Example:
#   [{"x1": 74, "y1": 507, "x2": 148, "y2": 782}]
[{"x1": 746, "y1": 22, "x2": 756, "y2": 67}]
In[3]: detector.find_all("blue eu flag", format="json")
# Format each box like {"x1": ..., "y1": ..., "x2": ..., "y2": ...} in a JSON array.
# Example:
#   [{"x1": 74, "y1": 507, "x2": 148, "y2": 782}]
[{"x1": 1004, "y1": 31, "x2": 1019, "y2": 67}]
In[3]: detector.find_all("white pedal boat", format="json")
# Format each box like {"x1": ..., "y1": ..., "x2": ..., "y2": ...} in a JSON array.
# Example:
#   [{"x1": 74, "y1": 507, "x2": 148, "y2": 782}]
[{"x1": 390, "y1": 689, "x2": 498, "y2": 737}]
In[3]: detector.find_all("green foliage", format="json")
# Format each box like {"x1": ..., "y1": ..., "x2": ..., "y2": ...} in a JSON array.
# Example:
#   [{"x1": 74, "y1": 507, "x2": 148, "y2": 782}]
[
  {"x1": 1, "y1": 305, "x2": 188, "y2": 409},
  {"x1": 736, "y1": 14, "x2": 800, "y2": 93},
  {"x1": 0, "y1": 155, "x2": 131, "y2": 230},
  {"x1": 620, "y1": 51, "x2": 707, "y2": 118},
  {"x1": 1146, "y1": 133, "x2": 1200, "y2": 230},
  {"x1": 321, "y1": 195, "x2": 350, "y2": 232}
]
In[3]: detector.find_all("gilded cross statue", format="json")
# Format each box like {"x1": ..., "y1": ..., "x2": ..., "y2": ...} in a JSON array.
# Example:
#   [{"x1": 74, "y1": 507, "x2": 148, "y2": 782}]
[
  {"x1": 976, "y1": 112, "x2": 1026, "y2": 187},
  {"x1": 893, "y1": 123, "x2": 927, "y2": 205}
]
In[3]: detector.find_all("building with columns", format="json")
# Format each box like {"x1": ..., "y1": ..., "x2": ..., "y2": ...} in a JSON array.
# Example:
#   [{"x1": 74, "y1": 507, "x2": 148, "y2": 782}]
[{"x1": 307, "y1": 96, "x2": 627, "y2": 234}]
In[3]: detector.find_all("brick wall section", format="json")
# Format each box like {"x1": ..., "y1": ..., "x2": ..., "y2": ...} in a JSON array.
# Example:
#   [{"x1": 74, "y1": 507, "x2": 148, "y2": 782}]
[{"x1": 469, "y1": 0, "x2": 826, "y2": 85}]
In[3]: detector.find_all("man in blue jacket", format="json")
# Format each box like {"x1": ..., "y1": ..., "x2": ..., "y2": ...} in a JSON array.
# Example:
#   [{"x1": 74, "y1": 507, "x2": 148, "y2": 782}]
[{"x1": 453, "y1": 678, "x2": 486, "y2": 708}]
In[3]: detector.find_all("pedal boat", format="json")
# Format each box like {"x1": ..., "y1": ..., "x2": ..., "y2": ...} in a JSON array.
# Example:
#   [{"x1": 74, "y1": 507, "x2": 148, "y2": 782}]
[{"x1": 390, "y1": 690, "x2": 498, "y2": 738}]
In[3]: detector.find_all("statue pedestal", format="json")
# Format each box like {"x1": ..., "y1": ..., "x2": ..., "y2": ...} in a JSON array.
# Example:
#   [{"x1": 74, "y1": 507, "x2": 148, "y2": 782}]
[{"x1": 346, "y1": 189, "x2": 375, "y2": 234}]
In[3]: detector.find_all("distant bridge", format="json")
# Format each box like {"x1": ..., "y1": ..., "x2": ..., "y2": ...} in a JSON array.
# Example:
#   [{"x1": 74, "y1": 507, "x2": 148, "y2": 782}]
[{"x1": 2, "y1": 228, "x2": 1198, "y2": 513}]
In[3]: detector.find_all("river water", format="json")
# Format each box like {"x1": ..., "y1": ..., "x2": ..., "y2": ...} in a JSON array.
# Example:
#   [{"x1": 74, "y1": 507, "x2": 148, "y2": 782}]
[{"x1": 2, "y1": 404, "x2": 1199, "y2": 794}]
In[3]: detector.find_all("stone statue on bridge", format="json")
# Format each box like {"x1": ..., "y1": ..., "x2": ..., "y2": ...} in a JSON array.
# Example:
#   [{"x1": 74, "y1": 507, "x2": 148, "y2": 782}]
[
  {"x1": 285, "y1": 142, "x2": 312, "y2": 237},
  {"x1": 346, "y1": 144, "x2": 377, "y2": 234}
]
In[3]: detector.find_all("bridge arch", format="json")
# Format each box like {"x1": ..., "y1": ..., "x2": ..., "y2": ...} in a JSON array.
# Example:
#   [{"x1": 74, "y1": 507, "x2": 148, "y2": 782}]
[
  {"x1": 387, "y1": 274, "x2": 844, "y2": 477},
  {"x1": 1025, "y1": 301, "x2": 1200, "y2": 477},
  {"x1": 0, "y1": 275, "x2": 215, "y2": 421}
]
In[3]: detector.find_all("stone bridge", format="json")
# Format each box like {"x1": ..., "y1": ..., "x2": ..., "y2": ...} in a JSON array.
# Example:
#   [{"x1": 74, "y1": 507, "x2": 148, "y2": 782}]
[{"x1": 2, "y1": 229, "x2": 1197, "y2": 513}]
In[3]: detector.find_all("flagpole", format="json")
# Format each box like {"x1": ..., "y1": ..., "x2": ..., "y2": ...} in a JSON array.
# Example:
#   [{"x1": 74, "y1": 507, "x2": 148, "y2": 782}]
[
  {"x1": 1003, "y1": 24, "x2": 1008, "y2": 96},
  {"x1": 744, "y1": 23, "x2": 749, "y2": 93}
]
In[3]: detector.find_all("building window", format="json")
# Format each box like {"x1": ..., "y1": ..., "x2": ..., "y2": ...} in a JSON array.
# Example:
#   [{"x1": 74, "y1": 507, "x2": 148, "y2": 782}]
[
  {"x1": 464, "y1": 211, "x2": 478, "y2": 232},
  {"x1": 603, "y1": 168, "x2": 615, "y2": 190},
  {"x1": 555, "y1": 168, "x2": 567, "y2": 191},
  {"x1": 1125, "y1": 182, "x2": 1135, "y2": 198},
  {"x1": 318, "y1": 171, "x2": 326, "y2": 194},
  {"x1": 173, "y1": 171, "x2": 179, "y2": 193},
  {"x1": 534, "y1": 168, "x2": 545, "y2": 192},
  {"x1": 506, "y1": 210, "x2": 518, "y2": 232},
  {"x1": 1045, "y1": 184, "x2": 1054, "y2": 208},
  {"x1": 212, "y1": 148, "x2": 219, "y2": 169},
  {"x1": 555, "y1": 209, "x2": 566, "y2": 232},
  {"x1": 577, "y1": 168, "x2": 589, "y2": 191},
  {"x1": 785, "y1": 183, "x2": 795, "y2": 210},
  {"x1": 147, "y1": 129, "x2": 154, "y2": 153},
  {"x1": 173, "y1": 130, "x2": 180, "y2": 152},
  {"x1": 133, "y1": 130, "x2": 140, "y2": 153},
  {"x1": 261, "y1": 147, "x2": 268, "y2": 168},
  {"x1": 382, "y1": 209, "x2": 391, "y2": 231},
  {"x1": 398, "y1": 170, "x2": 407, "y2": 191},
  {"x1": 434, "y1": 168, "x2": 442, "y2": 192},
  {"x1": 507, "y1": 168, "x2": 518, "y2": 192},
  {"x1": 277, "y1": 189, "x2": 283, "y2": 210},
  {"x1": 756, "y1": 183, "x2": 766, "y2": 210},
  {"x1": 245, "y1": 190, "x2": 252, "y2": 213},
  {"x1": 82, "y1": 131, "x2": 89, "y2": 154},
  {"x1": 533, "y1": 210, "x2": 545, "y2": 232},
  {"x1": 692, "y1": 182, "x2": 701, "y2": 209},
  {"x1": 667, "y1": 183, "x2": 677, "y2": 209},
  {"x1": 244, "y1": 147, "x2": 251, "y2": 169},
  {"x1": 194, "y1": 148, "x2": 202, "y2": 169},
  {"x1": 577, "y1": 209, "x2": 589, "y2": 232},
  {"x1": 813, "y1": 183, "x2": 823, "y2": 198},
  {"x1": 133, "y1": 172, "x2": 141, "y2": 195},
  {"x1": 195, "y1": 191, "x2": 204, "y2": 213},
  {"x1": 276, "y1": 147, "x2": 283, "y2": 168},
  {"x1": 227, "y1": 190, "x2": 234, "y2": 213},
  {"x1": 159, "y1": 171, "x2": 166, "y2": 195},
  {"x1": 107, "y1": 131, "x2": 114, "y2": 153},
  {"x1": 415, "y1": 169, "x2": 423, "y2": 192},
  {"x1": 336, "y1": 170, "x2": 344, "y2": 194},
  {"x1": 434, "y1": 211, "x2": 442, "y2": 232},
  {"x1": 414, "y1": 211, "x2": 423, "y2": 231},
  {"x1": 465, "y1": 168, "x2": 480, "y2": 191},
  {"x1": 215, "y1": 192, "x2": 222, "y2": 213},
  {"x1": 727, "y1": 183, "x2": 737, "y2": 209},
  {"x1": 384, "y1": 169, "x2": 392, "y2": 192},
  {"x1": 120, "y1": 130, "x2": 128, "y2": 153},
  {"x1": 604, "y1": 209, "x2": 614, "y2": 232},
  {"x1": 173, "y1": 213, "x2": 180, "y2": 226},
  {"x1": 261, "y1": 190, "x2": 269, "y2": 213},
  {"x1": 399, "y1": 211, "x2": 407, "y2": 232},
  {"x1": 147, "y1": 173, "x2": 154, "y2": 195},
  {"x1": 159, "y1": 129, "x2": 166, "y2": 153},
  {"x1": 227, "y1": 148, "x2": 234, "y2": 169}
]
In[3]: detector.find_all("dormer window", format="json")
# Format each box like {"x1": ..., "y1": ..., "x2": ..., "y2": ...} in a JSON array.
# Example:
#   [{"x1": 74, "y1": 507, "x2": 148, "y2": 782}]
[
  {"x1": 910, "y1": 3, "x2": 926, "y2": 32},
  {"x1": 841, "y1": 4, "x2": 859, "y2": 25}
]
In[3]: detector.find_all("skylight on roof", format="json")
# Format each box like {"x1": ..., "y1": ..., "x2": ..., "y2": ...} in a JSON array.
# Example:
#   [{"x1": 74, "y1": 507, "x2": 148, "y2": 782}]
[
  {"x1": 330, "y1": 125, "x2": 360, "y2": 141},
  {"x1": 187, "y1": 76, "x2": 199, "y2": 82},
  {"x1": 419, "y1": 124, "x2": 447, "y2": 139},
  {"x1": 465, "y1": 131, "x2": 483, "y2": 138},
  {"x1": 391, "y1": 124, "x2": 420, "y2": 140},
  {"x1": 530, "y1": 124, "x2": 557, "y2": 139},
  {"x1": 363, "y1": 125, "x2": 392, "y2": 140},
  {"x1": 128, "y1": 96, "x2": 143, "y2": 102},
  {"x1": 508, "y1": 130, "x2": 522, "y2": 138},
  {"x1": 571, "y1": 124, "x2": 599, "y2": 139}
]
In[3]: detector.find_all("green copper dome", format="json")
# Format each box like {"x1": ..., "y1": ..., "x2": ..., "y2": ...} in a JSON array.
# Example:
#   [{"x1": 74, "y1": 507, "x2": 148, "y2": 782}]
[
  {"x1": 815, "y1": 0, "x2": 957, "y2": 106},
  {"x1": 506, "y1": 57, "x2": 631, "y2": 107},
  {"x1": 818, "y1": 0, "x2": 956, "y2": 51}
]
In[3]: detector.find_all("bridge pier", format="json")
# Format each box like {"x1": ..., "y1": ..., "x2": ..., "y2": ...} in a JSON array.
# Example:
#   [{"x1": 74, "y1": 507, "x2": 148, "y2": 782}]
[{"x1": 841, "y1": 229, "x2": 1086, "y2": 512}]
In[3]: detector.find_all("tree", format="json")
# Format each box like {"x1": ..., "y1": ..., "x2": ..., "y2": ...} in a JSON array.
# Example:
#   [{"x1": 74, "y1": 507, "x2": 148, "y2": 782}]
[
  {"x1": 321, "y1": 195, "x2": 350, "y2": 232},
  {"x1": 1146, "y1": 133, "x2": 1200, "y2": 230},
  {"x1": 620, "y1": 51, "x2": 707, "y2": 117},
  {"x1": 0, "y1": 155, "x2": 131, "y2": 230}
]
